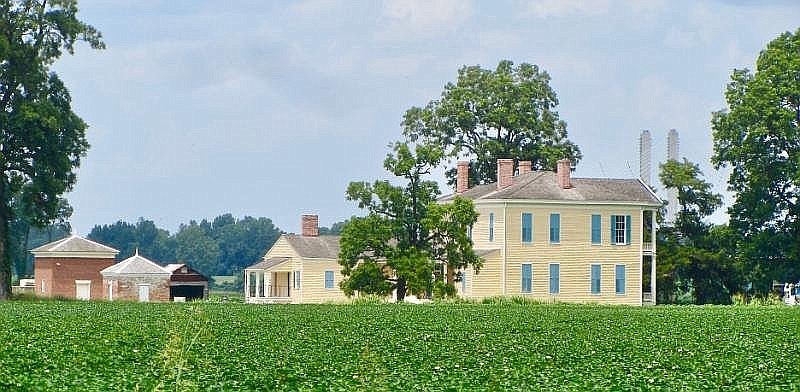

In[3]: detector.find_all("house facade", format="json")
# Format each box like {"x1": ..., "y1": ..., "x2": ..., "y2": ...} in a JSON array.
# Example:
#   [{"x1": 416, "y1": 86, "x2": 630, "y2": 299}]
[
  {"x1": 244, "y1": 215, "x2": 347, "y2": 304},
  {"x1": 443, "y1": 159, "x2": 660, "y2": 305},
  {"x1": 31, "y1": 236, "x2": 119, "y2": 300}
]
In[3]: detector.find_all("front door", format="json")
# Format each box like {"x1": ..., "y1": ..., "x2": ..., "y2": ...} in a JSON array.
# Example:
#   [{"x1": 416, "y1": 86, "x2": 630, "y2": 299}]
[
  {"x1": 138, "y1": 284, "x2": 150, "y2": 302},
  {"x1": 75, "y1": 280, "x2": 91, "y2": 300}
]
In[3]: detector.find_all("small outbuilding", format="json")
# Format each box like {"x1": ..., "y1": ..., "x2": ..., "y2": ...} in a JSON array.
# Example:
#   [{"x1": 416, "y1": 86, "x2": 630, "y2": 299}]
[
  {"x1": 164, "y1": 263, "x2": 209, "y2": 301},
  {"x1": 31, "y1": 235, "x2": 119, "y2": 300},
  {"x1": 101, "y1": 251, "x2": 171, "y2": 302}
]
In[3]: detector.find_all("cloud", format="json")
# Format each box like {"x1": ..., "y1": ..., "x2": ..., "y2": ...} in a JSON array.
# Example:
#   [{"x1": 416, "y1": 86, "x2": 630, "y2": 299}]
[
  {"x1": 519, "y1": 0, "x2": 610, "y2": 18},
  {"x1": 377, "y1": 0, "x2": 473, "y2": 41}
]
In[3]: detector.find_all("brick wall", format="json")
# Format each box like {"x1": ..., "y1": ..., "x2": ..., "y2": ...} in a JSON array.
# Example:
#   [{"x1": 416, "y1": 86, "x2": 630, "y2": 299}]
[
  {"x1": 33, "y1": 257, "x2": 114, "y2": 299},
  {"x1": 106, "y1": 276, "x2": 171, "y2": 302}
]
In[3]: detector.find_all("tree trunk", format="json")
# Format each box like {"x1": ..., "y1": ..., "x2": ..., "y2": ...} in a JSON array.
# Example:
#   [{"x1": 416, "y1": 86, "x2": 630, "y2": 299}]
[
  {"x1": 0, "y1": 179, "x2": 9, "y2": 300},
  {"x1": 396, "y1": 278, "x2": 406, "y2": 302}
]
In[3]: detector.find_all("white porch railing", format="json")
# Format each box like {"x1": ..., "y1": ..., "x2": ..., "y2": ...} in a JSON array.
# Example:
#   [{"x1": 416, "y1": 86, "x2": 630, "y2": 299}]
[
  {"x1": 642, "y1": 292, "x2": 655, "y2": 305},
  {"x1": 643, "y1": 242, "x2": 654, "y2": 252}
]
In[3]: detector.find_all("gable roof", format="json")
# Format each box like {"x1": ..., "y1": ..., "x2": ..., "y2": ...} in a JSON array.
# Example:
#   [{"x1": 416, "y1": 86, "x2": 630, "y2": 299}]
[
  {"x1": 101, "y1": 252, "x2": 171, "y2": 276},
  {"x1": 284, "y1": 234, "x2": 341, "y2": 259},
  {"x1": 31, "y1": 235, "x2": 119, "y2": 258},
  {"x1": 245, "y1": 257, "x2": 290, "y2": 270},
  {"x1": 439, "y1": 171, "x2": 661, "y2": 205}
]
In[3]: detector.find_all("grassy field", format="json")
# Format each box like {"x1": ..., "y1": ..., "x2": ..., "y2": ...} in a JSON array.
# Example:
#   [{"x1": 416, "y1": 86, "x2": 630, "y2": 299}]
[{"x1": 0, "y1": 301, "x2": 798, "y2": 391}]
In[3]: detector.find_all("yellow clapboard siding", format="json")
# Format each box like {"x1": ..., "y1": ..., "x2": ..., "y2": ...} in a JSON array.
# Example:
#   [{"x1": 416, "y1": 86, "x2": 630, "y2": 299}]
[{"x1": 299, "y1": 259, "x2": 348, "y2": 304}]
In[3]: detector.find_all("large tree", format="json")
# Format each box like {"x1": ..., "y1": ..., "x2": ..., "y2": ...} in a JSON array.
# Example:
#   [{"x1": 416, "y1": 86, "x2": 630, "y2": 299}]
[
  {"x1": 402, "y1": 59, "x2": 582, "y2": 187},
  {"x1": 339, "y1": 142, "x2": 481, "y2": 301},
  {"x1": 657, "y1": 159, "x2": 741, "y2": 304},
  {"x1": 0, "y1": 0, "x2": 104, "y2": 298},
  {"x1": 711, "y1": 28, "x2": 800, "y2": 292}
]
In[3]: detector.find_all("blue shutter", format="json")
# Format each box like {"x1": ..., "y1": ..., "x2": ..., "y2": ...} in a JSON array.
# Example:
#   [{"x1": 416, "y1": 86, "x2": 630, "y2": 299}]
[
  {"x1": 522, "y1": 213, "x2": 532, "y2": 243},
  {"x1": 549, "y1": 264, "x2": 559, "y2": 294},
  {"x1": 461, "y1": 271, "x2": 467, "y2": 293},
  {"x1": 591, "y1": 215, "x2": 601, "y2": 244},
  {"x1": 489, "y1": 213, "x2": 494, "y2": 242},
  {"x1": 615, "y1": 265, "x2": 626, "y2": 294},
  {"x1": 625, "y1": 215, "x2": 632, "y2": 245},
  {"x1": 550, "y1": 214, "x2": 560, "y2": 243},
  {"x1": 610, "y1": 215, "x2": 616, "y2": 245},
  {"x1": 591, "y1": 264, "x2": 601, "y2": 294},
  {"x1": 521, "y1": 264, "x2": 532, "y2": 293}
]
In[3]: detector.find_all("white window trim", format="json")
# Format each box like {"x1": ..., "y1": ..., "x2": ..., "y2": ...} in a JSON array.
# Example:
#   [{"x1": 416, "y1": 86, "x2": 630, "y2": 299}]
[
  {"x1": 488, "y1": 212, "x2": 495, "y2": 242},
  {"x1": 613, "y1": 215, "x2": 627, "y2": 245},
  {"x1": 549, "y1": 263, "x2": 560, "y2": 295}
]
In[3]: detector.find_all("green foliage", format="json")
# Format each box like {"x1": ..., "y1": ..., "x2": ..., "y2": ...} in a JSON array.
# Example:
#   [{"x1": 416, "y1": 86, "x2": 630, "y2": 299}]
[
  {"x1": 0, "y1": 0, "x2": 104, "y2": 298},
  {"x1": 657, "y1": 159, "x2": 741, "y2": 304},
  {"x1": 1, "y1": 301, "x2": 799, "y2": 390},
  {"x1": 711, "y1": 28, "x2": 800, "y2": 293},
  {"x1": 319, "y1": 219, "x2": 350, "y2": 235},
  {"x1": 89, "y1": 214, "x2": 281, "y2": 277},
  {"x1": 339, "y1": 142, "x2": 481, "y2": 301},
  {"x1": 402, "y1": 59, "x2": 582, "y2": 186}
]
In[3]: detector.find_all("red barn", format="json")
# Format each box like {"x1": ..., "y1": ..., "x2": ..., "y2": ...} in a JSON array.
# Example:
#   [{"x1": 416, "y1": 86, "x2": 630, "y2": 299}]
[{"x1": 31, "y1": 236, "x2": 119, "y2": 300}]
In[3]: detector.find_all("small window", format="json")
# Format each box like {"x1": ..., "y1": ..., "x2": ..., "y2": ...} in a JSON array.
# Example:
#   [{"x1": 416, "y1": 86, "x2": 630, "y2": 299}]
[
  {"x1": 549, "y1": 263, "x2": 560, "y2": 294},
  {"x1": 521, "y1": 213, "x2": 532, "y2": 243},
  {"x1": 615, "y1": 265, "x2": 626, "y2": 294},
  {"x1": 294, "y1": 270, "x2": 301, "y2": 289},
  {"x1": 489, "y1": 213, "x2": 495, "y2": 242},
  {"x1": 549, "y1": 213, "x2": 560, "y2": 243},
  {"x1": 324, "y1": 271, "x2": 334, "y2": 289},
  {"x1": 468, "y1": 224, "x2": 473, "y2": 240},
  {"x1": 41, "y1": 280, "x2": 45, "y2": 293},
  {"x1": 591, "y1": 214, "x2": 601, "y2": 244},
  {"x1": 461, "y1": 270, "x2": 468, "y2": 293},
  {"x1": 521, "y1": 264, "x2": 532, "y2": 293},
  {"x1": 591, "y1": 264, "x2": 601, "y2": 294}
]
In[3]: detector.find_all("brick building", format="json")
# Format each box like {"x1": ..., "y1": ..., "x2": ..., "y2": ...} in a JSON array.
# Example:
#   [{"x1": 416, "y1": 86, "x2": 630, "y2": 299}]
[
  {"x1": 101, "y1": 251, "x2": 172, "y2": 302},
  {"x1": 31, "y1": 236, "x2": 119, "y2": 300}
]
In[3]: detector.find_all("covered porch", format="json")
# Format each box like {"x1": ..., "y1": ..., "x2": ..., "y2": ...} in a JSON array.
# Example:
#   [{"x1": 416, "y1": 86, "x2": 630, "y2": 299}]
[{"x1": 244, "y1": 257, "x2": 295, "y2": 304}]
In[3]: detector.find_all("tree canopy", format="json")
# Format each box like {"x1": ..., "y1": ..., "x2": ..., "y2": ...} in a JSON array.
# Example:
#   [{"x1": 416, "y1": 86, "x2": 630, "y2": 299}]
[
  {"x1": 711, "y1": 28, "x2": 800, "y2": 292},
  {"x1": 0, "y1": 0, "x2": 104, "y2": 298},
  {"x1": 338, "y1": 142, "x2": 481, "y2": 301},
  {"x1": 402, "y1": 59, "x2": 582, "y2": 187}
]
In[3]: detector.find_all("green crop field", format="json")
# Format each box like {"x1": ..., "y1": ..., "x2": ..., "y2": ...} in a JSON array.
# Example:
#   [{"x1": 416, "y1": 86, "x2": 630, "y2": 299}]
[{"x1": 0, "y1": 301, "x2": 798, "y2": 391}]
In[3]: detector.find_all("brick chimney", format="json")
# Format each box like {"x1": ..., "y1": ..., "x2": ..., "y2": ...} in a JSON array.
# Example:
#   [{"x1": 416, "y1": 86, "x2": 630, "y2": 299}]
[
  {"x1": 518, "y1": 161, "x2": 532, "y2": 175},
  {"x1": 557, "y1": 159, "x2": 572, "y2": 189},
  {"x1": 301, "y1": 214, "x2": 319, "y2": 237},
  {"x1": 497, "y1": 159, "x2": 514, "y2": 190},
  {"x1": 456, "y1": 161, "x2": 469, "y2": 194}
]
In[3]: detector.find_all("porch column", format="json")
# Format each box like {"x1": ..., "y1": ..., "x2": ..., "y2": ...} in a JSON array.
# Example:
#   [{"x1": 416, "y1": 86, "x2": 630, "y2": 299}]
[
  {"x1": 255, "y1": 272, "x2": 262, "y2": 297},
  {"x1": 651, "y1": 210, "x2": 657, "y2": 303},
  {"x1": 244, "y1": 271, "x2": 250, "y2": 299},
  {"x1": 265, "y1": 272, "x2": 271, "y2": 297}
]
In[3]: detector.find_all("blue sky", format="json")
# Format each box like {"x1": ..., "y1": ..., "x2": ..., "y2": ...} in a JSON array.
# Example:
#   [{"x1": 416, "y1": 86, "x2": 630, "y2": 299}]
[{"x1": 55, "y1": 0, "x2": 800, "y2": 235}]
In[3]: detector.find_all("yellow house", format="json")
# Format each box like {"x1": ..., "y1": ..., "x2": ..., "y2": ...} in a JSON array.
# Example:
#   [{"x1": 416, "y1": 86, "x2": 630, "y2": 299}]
[
  {"x1": 244, "y1": 215, "x2": 347, "y2": 304},
  {"x1": 441, "y1": 158, "x2": 661, "y2": 305}
]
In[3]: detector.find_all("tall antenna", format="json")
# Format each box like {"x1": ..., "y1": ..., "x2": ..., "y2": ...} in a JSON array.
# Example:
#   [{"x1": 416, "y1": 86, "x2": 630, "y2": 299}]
[{"x1": 639, "y1": 130, "x2": 652, "y2": 185}]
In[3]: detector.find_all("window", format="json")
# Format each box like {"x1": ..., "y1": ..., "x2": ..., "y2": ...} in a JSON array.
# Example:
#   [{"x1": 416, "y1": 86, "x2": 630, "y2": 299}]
[
  {"x1": 591, "y1": 214, "x2": 601, "y2": 244},
  {"x1": 461, "y1": 270, "x2": 468, "y2": 293},
  {"x1": 615, "y1": 265, "x2": 626, "y2": 294},
  {"x1": 521, "y1": 264, "x2": 532, "y2": 293},
  {"x1": 489, "y1": 213, "x2": 495, "y2": 242},
  {"x1": 40, "y1": 280, "x2": 45, "y2": 293},
  {"x1": 549, "y1": 263, "x2": 560, "y2": 294},
  {"x1": 549, "y1": 213, "x2": 560, "y2": 243},
  {"x1": 294, "y1": 270, "x2": 301, "y2": 289},
  {"x1": 324, "y1": 271, "x2": 334, "y2": 289},
  {"x1": 468, "y1": 224, "x2": 473, "y2": 240},
  {"x1": 521, "y1": 213, "x2": 532, "y2": 243},
  {"x1": 591, "y1": 264, "x2": 601, "y2": 294},
  {"x1": 611, "y1": 215, "x2": 631, "y2": 245}
]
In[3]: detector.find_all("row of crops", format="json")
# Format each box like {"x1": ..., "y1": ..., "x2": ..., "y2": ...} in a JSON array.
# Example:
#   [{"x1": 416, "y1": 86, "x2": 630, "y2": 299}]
[{"x1": 0, "y1": 301, "x2": 798, "y2": 390}]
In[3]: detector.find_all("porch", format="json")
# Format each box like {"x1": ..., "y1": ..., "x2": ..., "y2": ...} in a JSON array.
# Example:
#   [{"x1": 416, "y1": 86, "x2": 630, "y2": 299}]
[{"x1": 244, "y1": 257, "x2": 295, "y2": 304}]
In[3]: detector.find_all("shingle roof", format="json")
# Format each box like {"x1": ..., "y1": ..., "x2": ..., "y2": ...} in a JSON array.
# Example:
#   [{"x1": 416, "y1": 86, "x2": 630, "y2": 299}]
[
  {"x1": 439, "y1": 171, "x2": 661, "y2": 205},
  {"x1": 101, "y1": 252, "x2": 171, "y2": 276},
  {"x1": 31, "y1": 235, "x2": 119, "y2": 254},
  {"x1": 245, "y1": 257, "x2": 290, "y2": 270},
  {"x1": 285, "y1": 234, "x2": 341, "y2": 259}
]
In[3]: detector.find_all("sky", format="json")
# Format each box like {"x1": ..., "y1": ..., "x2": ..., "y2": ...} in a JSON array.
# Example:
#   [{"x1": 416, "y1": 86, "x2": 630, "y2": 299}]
[{"x1": 54, "y1": 0, "x2": 800, "y2": 235}]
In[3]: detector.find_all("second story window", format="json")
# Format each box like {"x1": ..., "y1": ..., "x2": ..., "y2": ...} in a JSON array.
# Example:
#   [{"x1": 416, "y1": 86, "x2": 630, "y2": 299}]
[
  {"x1": 611, "y1": 215, "x2": 631, "y2": 245},
  {"x1": 549, "y1": 213, "x2": 560, "y2": 243},
  {"x1": 489, "y1": 213, "x2": 494, "y2": 242},
  {"x1": 521, "y1": 213, "x2": 532, "y2": 243}
]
